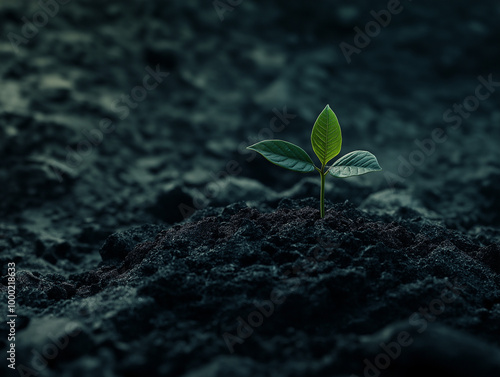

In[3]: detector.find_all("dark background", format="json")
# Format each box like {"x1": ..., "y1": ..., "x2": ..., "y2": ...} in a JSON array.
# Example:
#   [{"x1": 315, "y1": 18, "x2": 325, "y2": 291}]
[
  {"x1": 1, "y1": 0, "x2": 499, "y2": 239},
  {"x1": 1, "y1": 0, "x2": 499, "y2": 376}
]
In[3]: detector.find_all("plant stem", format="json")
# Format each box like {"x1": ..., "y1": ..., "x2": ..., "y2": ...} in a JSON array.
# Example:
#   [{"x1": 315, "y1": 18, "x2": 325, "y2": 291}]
[{"x1": 320, "y1": 168, "x2": 325, "y2": 218}]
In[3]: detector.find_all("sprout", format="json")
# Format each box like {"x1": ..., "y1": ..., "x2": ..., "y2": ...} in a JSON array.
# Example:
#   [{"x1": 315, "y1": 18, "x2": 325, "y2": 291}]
[{"x1": 248, "y1": 105, "x2": 382, "y2": 218}]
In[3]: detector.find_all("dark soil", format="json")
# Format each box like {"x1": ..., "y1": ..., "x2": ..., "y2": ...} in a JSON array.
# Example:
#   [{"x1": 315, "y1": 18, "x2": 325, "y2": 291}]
[{"x1": 1, "y1": 0, "x2": 500, "y2": 376}]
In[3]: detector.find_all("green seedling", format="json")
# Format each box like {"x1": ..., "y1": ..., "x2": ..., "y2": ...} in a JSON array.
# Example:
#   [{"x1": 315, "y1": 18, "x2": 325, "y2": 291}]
[{"x1": 247, "y1": 105, "x2": 381, "y2": 218}]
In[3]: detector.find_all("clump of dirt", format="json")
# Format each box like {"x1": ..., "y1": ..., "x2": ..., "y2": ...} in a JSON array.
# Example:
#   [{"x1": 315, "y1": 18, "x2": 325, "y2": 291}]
[{"x1": 4, "y1": 199, "x2": 499, "y2": 377}]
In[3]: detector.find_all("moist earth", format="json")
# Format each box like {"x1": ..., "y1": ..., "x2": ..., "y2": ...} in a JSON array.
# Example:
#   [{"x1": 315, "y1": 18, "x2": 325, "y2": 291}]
[{"x1": 1, "y1": 0, "x2": 500, "y2": 376}]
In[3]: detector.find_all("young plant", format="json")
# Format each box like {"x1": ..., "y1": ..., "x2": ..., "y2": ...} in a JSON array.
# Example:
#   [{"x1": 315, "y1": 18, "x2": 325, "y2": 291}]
[{"x1": 247, "y1": 105, "x2": 381, "y2": 218}]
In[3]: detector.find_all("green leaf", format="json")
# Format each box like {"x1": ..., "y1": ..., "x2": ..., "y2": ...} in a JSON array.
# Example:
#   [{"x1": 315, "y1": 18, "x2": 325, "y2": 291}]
[
  {"x1": 311, "y1": 104, "x2": 342, "y2": 166},
  {"x1": 247, "y1": 140, "x2": 316, "y2": 173},
  {"x1": 328, "y1": 150, "x2": 382, "y2": 178}
]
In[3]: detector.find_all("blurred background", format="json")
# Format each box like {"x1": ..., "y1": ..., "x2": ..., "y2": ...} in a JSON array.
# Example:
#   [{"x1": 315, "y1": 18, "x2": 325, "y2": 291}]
[{"x1": 0, "y1": 0, "x2": 499, "y2": 268}]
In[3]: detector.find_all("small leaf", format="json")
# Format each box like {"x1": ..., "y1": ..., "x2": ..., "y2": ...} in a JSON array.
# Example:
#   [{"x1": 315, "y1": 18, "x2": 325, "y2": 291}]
[
  {"x1": 311, "y1": 104, "x2": 342, "y2": 166},
  {"x1": 328, "y1": 150, "x2": 382, "y2": 178},
  {"x1": 247, "y1": 140, "x2": 316, "y2": 173}
]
